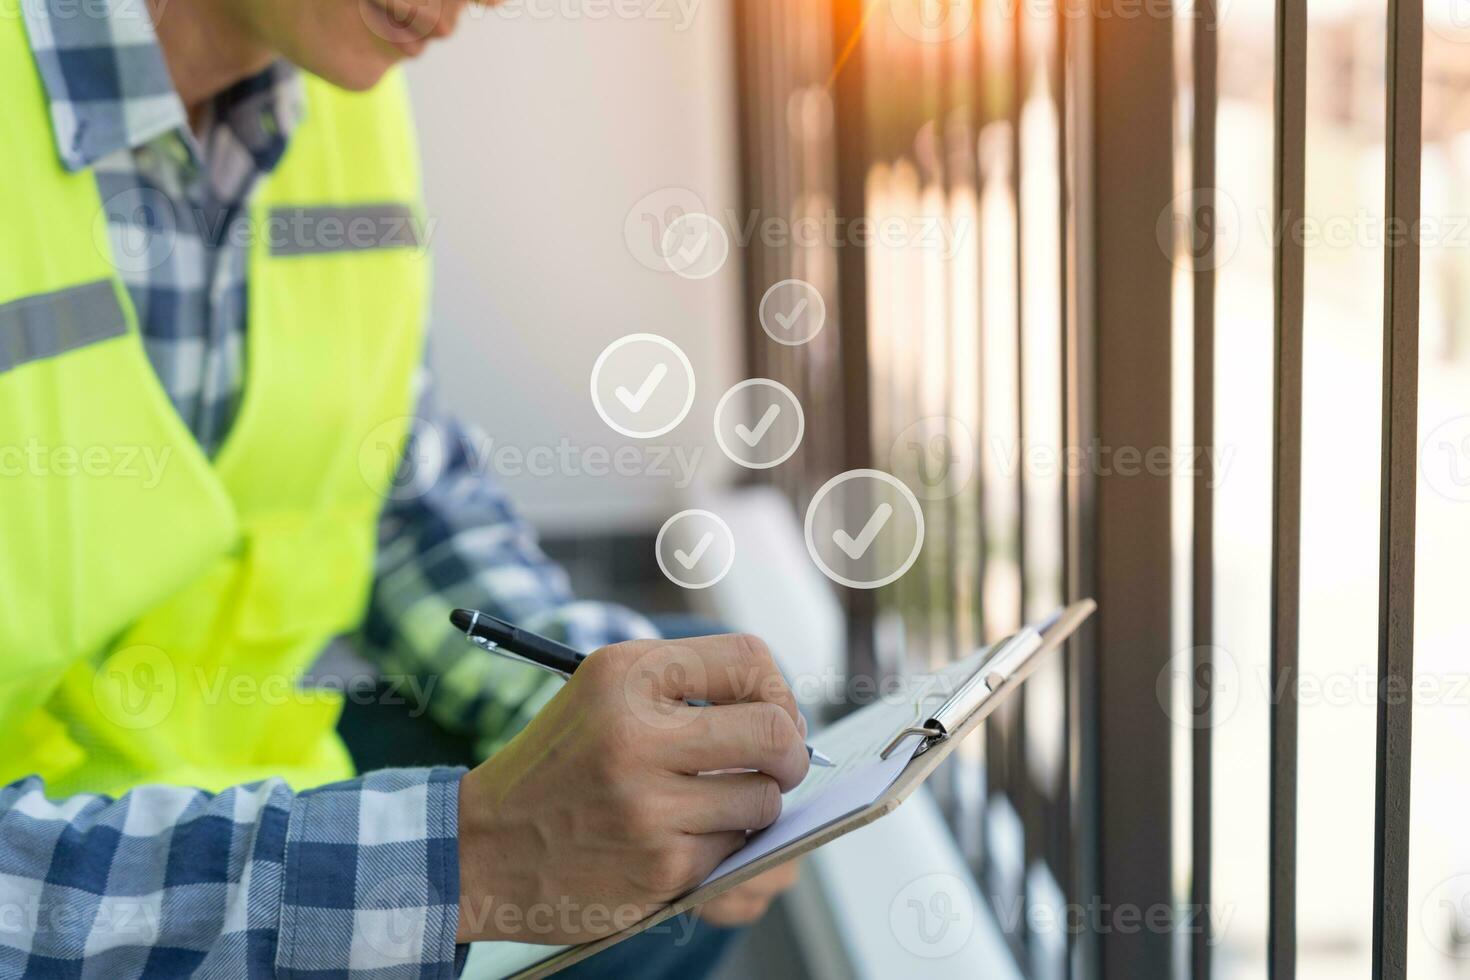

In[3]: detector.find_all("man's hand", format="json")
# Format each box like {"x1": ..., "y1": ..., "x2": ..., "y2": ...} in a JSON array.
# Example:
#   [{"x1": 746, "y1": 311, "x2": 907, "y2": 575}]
[
  {"x1": 456, "y1": 634, "x2": 810, "y2": 944},
  {"x1": 695, "y1": 860, "x2": 801, "y2": 927}
]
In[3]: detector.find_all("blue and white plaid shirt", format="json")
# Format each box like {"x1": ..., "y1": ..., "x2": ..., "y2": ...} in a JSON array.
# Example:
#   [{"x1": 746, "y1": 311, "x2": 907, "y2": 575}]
[{"x1": 6, "y1": 0, "x2": 658, "y2": 975}]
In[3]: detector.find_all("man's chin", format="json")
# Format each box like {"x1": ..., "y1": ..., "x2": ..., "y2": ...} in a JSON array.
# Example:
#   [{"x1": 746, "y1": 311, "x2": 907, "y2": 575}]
[{"x1": 308, "y1": 51, "x2": 401, "y2": 92}]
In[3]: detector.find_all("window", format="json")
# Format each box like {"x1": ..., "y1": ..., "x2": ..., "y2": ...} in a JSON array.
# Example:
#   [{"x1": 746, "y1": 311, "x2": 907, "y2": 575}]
[{"x1": 733, "y1": 0, "x2": 1454, "y2": 977}]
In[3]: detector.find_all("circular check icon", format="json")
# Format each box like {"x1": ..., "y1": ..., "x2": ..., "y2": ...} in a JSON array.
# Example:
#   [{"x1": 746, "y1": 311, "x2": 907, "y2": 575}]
[
  {"x1": 759, "y1": 279, "x2": 826, "y2": 346},
  {"x1": 714, "y1": 379, "x2": 805, "y2": 469},
  {"x1": 661, "y1": 212, "x2": 730, "y2": 280},
  {"x1": 804, "y1": 469, "x2": 925, "y2": 590},
  {"x1": 589, "y1": 333, "x2": 696, "y2": 439},
  {"x1": 656, "y1": 509, "x2": 735, "y2": 590},
  {"x1": 624, "y1": 186, "x2": 708, "y2": 272}
]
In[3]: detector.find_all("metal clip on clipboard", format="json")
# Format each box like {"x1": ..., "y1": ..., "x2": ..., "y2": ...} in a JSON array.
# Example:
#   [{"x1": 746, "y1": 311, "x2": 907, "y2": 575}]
[{"x1": 879, "y1": 625, "x2": 1046, "y2": 761}]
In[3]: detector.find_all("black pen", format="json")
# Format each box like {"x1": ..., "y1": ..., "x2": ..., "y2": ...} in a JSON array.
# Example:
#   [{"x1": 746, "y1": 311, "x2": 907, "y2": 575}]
[{"x1": 451, "y1": 608, "x2": 833, "y2": 767}]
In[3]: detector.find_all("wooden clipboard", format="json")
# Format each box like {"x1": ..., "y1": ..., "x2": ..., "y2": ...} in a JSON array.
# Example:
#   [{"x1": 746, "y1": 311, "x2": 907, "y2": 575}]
[{"x1": 508, "y1": 599, "x2": 1096, "y2": 979}]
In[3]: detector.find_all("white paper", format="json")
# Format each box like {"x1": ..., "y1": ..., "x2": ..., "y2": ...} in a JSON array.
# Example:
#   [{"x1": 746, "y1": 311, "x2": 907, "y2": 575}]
[{"x1": 701, "y1": 645, "x2": 996, "y2": 884}]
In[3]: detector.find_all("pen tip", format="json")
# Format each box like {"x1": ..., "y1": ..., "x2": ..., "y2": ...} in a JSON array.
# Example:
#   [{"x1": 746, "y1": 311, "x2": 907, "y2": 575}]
[
  {"x1": 810, "y1": 748, "x2": 835, "y2": 767},
  {"x1": 449, "y1": 609, "x2": 474, "y2": 632}
]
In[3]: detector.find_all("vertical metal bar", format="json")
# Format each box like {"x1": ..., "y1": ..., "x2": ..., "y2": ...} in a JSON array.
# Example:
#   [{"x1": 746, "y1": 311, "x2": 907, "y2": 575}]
[
  {"x1": 1053, "y1": 1, "x2": 1077, "y2": 968},
  {"x1": 1268, "y1": 0, "x2": 1306, "y2": 972},
  {"x1": 1013, "y1": 0, "x2": 1029, "y2": 631},
  {"x1": 1191, "y1": 0, "x2": 1219, "y2": 975},
  {"x1": 831, "y1": 0, "x2": 876, "y2": 682},
  {"x1": 1062, "y1": 0, "x2": 1098, "y2": 974},
  {"x1": 975, "y1": 0, "x2": 993, "y2": 666},
  {"x1": 1091, "y1": 0, "x2": 1175, "y2": 971},
  {"x1": 731, "y1": 0, "x2": 765, "y2": 385},
  {"x1": 1372, "y1": 0, "x2": 1421, "y2": 974},
  {"x1": 982, "y1": 0, "x2": 1023, "y2": 935},
  {"x1": 1009, "y1": 6, "x2": 1035, "y2": 962}
]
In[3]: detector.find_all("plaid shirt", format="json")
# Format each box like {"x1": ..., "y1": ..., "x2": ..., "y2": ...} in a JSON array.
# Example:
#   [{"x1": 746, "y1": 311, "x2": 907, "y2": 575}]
[{"x1": 7, "y1": 0, "x2": 658, "y2": 975}]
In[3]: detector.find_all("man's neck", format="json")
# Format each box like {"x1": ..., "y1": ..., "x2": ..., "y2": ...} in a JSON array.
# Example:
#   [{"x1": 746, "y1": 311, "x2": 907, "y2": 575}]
[{"x1": 148, "y1": 0, "x2": 275, "y2": 126}]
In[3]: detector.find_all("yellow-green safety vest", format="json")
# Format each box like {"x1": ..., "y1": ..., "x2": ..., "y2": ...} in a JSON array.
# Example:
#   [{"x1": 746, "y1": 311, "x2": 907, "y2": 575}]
[{"x1": 0, "y1": 11, "x2": 430, "y2": 797}]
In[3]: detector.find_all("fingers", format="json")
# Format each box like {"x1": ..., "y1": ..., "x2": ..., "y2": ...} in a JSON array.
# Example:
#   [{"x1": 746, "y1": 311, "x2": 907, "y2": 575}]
[
  {"x1": 658, "y1": 703, "x2": 809, "y2": 792},
  {"x1": 686, "y1": 830, "x2": 749, "y2": 880},
  {"x1": 694, "y1": 861, "x2": 800, "y2": 926},
  {"x1": 696, "y1": 892, "x2": 769, "y2": 926},
  {"x1": 669, "y1": 771, "x2": 785, "y2": 834},
  {"x1": 724, "y1": 860, "x2": 800, "y2": 901},
  {"x1": 631, "y1": 634, "x2": 803, "y2": 731}
]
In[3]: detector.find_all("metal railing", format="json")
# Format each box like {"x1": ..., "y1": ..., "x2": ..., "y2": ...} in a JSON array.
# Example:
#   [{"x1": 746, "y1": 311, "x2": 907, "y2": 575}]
[{"x1": 731, "y1": 0, "x2": 1425, "y2": 976}]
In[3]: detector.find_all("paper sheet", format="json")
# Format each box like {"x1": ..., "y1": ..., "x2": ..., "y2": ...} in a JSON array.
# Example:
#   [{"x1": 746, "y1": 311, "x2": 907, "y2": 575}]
[{"x1": 701, "y1": 645, "x2": 995, "y2": 884}]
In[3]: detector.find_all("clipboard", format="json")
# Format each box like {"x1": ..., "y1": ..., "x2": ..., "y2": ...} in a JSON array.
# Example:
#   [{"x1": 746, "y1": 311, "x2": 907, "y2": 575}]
[{"x1": 507, "y1": 598, "x2": 1096, "y2": 979}]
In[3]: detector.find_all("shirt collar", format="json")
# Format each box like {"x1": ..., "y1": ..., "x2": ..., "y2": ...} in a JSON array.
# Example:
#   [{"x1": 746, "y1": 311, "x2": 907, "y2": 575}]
[{"x1": 20, "y1": 0, "x2": 304, "y2": 174}]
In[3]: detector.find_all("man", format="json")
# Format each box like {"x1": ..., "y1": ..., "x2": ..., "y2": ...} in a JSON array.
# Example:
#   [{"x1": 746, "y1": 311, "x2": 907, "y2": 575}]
[{"x1": 0, "y1": 0, "x2": 802, "y2": 975}]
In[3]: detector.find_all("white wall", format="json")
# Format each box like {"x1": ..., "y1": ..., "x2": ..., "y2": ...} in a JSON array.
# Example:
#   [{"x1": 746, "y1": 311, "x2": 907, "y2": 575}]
[{"x1": 404, "y1": 0, "x2": 742, "y2": 534}]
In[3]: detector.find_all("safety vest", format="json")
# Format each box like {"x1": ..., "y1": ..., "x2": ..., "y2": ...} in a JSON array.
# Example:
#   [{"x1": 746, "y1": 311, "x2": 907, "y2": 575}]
[{"x1": 0, "y1": 13, "x2": 429, "y2": 797}]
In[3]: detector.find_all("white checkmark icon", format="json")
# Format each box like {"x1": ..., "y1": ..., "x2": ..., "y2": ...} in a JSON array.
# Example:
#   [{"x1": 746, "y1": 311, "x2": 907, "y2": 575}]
[
  {"x1": 832, "y1": 503, "x2": 894, "y2": 560},
  {"x1": 614, "y1": 363, "x2": 669, "y2": 413},
  {"x1": 673, "y1": 230, "x2": 711, "y2": 268},
  {"x1": 772, "y1": 298, "x2": 809, "y2": 331},
  {"x1": 734, "y1": 404, "x2": 782, "y2": 447},
  {"x1": 674, "y1": 531, "x2": 715, "y2": 570}
]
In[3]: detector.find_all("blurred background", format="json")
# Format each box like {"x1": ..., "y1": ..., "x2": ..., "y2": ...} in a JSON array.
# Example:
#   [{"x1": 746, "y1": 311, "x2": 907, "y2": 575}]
[{"x1": 400, "y1": 1, "x2": 1470, "y2": 977}]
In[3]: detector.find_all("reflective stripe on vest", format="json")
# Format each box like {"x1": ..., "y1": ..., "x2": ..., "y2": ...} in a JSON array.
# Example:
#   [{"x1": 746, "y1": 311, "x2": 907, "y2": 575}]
[
  {"x1": 0, "y1": 280, "x2": 128, "y2": 375},
  {"x1": 0, "y1": 16, "x2": 430, "y2": 797}
]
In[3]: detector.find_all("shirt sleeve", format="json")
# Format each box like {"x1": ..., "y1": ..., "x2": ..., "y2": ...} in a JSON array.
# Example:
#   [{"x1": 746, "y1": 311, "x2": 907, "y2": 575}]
[
  {"x1": 357, "y1": 369, "x2": 660, "y2": 759},
  {"x1": 0, "y1": 768, "x2": 466, "y2": 978}
]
